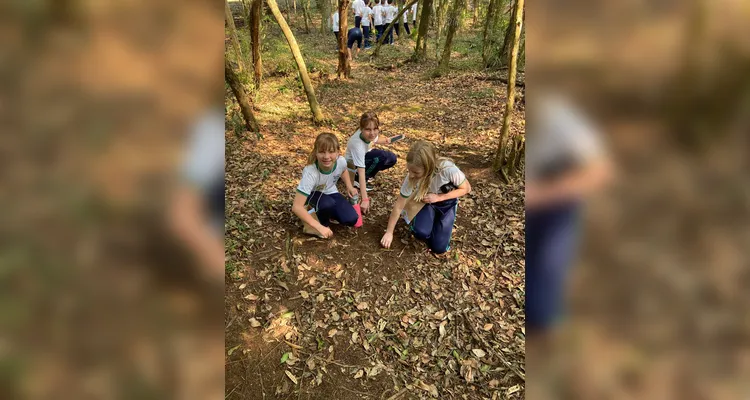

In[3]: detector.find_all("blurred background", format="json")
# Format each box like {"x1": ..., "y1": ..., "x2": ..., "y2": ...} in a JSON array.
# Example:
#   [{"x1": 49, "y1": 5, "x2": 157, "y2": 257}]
[
  {"x1": 526, "y1": 0, "x2": 750, "y2": 398},
  {"x1": 0, "y1": 0, "x2": 225, "y2": 398}
]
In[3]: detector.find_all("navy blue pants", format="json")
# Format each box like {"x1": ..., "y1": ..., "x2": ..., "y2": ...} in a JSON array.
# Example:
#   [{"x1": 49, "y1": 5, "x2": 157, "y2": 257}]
[
  {"x1": 354, "y1": 16, "x2": 362, "y2": 28},
  {"x1": 385, "y1": 23, "x2": 394, "y2": 44},
  {"x1": 375, "y1": 25, "x2": 384, "y2": 43},
  {"x1": 412, "y1": 198, "x2": 458, "y2": 254},
  {"x1": 306, "y1": 192, "x2": 358, "y2": 227},
  {"x1": 363, "y1": 25, "x2": 371, "y2": 47},
  {"x1": 403, "y1": 22, "x2": 410, "y2": 35},
  {"x1": 525, "y1": 201, "x2": 581, "y2": 333},
  {"x1": 357, "y1": 149, "x2": 397, "y2": 180}
]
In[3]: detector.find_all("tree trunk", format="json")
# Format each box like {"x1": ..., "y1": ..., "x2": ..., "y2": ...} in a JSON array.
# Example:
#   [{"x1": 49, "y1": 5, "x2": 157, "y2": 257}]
[
  {"x1": 437, "y1": 0, "x2": 464, "y2": 71},
  {"x1": 284, "y1": 0, "x2": 292, "y2": 23},
  {"x1": 293, "y1": 0, "x2": 297, "y2": 14},
  {"x1": 301, "y1": 0, "x2": 310, "y2": 32},
  {"x1": 304, "y1": 0, "x2": 314, "y2": 30},
  {"x1": 251, "y1": 0, "x2": 263, "y2": 89},
  {"x1": 481, "y1": 0, "x2": 499, "y2": 65},
  {"x1": 500, "y1": 0, "x2": 517, "y2": 67},
  {"x1": 319, "y1": 0, "x2": 330, "y2": 33},
  {"x1": 414, "y1": 0, "x2": 433, "y2": 59},
  {"x1": 492, "y1": 0, "x2": 523, "y2": 172},
  {"x1": 472, "y1": 0, "x2": 478, "y2": 26},
  {"x1": 225, "y1": 0, "x2": 246, "y2": 72},
  {"x1": 225, "y1": 57, "x2": 260, "y2": 133},
  {"x1": 266, "y1": 0, "x2": 326, "y2": 123},
  {"x1": 372, "y1": 0, "x2": 419, "y2": 58},
  {"x1": 337, "y1": 0, "x2": 351, "y2": 78}
]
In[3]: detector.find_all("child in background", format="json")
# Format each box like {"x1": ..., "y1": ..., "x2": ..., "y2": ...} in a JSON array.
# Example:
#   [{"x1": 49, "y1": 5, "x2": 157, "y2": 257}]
[
  {"x1": 352, "y1": 0, "x2": 366, "y2": 28},
  {"x1": 345, "y1": 112, "x2": 400, "y2": 214},
  {"x1": 292, "y1": 133, "x2": 359, "y2": 238},
  {"x1": 360, "y1": 1, "x2": 374, "y2": 49},
  {"x1": 373, "y1": 0, "x2": 385, "y2": 44},
  {"x1": 383, "y1": 0, "x2": 397, "y2": 45},
  {"x1": 347, "y1": 25, "x2": 364, "y2": 60},
  {"x1": 411, "y1": 2, "x2": 417, "y2": 28},
  {"x1": 330, "y1": 10, "x2": 340, "y2": 44},
  {"x1": 402, "y1": 6, "x2": 411, "y2": 35},
  {"x1": 380, "y1": 141, "x2": 471, "y2": 254}
]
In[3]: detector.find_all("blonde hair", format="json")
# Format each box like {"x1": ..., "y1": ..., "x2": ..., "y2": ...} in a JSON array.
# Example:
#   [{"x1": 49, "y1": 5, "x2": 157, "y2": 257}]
[
  {"x1": 405, "y1": 141, "x2": 452, "y2": 202},
  {"x1": 359, "y1": 111, "x2": 380, "y2": 131},
  {"x1": 307, "y1": 133, "x2": 340, "y2": 165}
]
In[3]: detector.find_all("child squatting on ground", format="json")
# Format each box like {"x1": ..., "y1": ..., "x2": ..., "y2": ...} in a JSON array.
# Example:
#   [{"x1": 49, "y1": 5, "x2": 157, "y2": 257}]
[
  {"x1": 380, "y1": 141, "x2": 471, "y2": 254},
  {"x1": 292, "y1": 133, "x2": 360, "y2": 239}
]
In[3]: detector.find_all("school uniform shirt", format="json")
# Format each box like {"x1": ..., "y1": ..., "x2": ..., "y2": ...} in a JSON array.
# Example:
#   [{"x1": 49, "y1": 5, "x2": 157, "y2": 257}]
[
  {"x1": 402, "y1": 9, "x2": 409, "y2": 22},
  {"x1": 411, "y1": 3, "x2": 417, "y2": 21},
  {"x1": 296, "y1": 156, "x2": 348, "y2": 196},
  {"x1": 332, "y1": 12, "x2": 340, "y2": 32},
  {"x1": 384, "y1": 5, "x2": 397, "y2": 23},
  {"x1": 399, "y1": 160, "x2": 466, "y2": 199},
  {"x1": 372, "y1": 4, "x2": 384, "y2": 25},
  {"x1": 345, "y1": 129, "x2": 378, "y2": 170},
  {"x1": 361, "y1": 6, "x2": 373, "y2": 26},
  {"x1": 352, "y1": 0, "x2": 365, "y2": 16},
  {"x1": 525, "y1": 93, "x2": 604, "y2": 183}
]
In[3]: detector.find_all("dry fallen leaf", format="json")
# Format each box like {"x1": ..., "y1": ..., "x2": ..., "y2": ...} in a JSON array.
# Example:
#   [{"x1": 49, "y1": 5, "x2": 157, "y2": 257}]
[
  {"x1": 483, "y1": 323, "x2": 494, "y2": 331},
  {"x1": 285, "y1": 370, "x2": 298, "y2": 385},
  {"x1": 238, "y1": 283, "x2": 247, "y2": 290},
  {"x1": 249, "y1": 318, "x2": 262, "y2": 328},
  {"x1": 357, "y1": 302, "x2": 369, "y2": 310},
  {"x1": 472, "y1": 349, "x2": 486, "y2": 358},
  {"x1": 416, "y1": 380, "x2": 439, "y2": 397},
  {"x1": 245, "y1": 294, "x2": 259, "y2": 301},
  {"x1": 353, "y1": 369, "x2": 364, "y2": 379},
  {"x1": 328, "y1": 329, "x2": 338, "y2": 338},
  {"x1": 300, "y1": 290, "x2": 309, "y2": 299}
]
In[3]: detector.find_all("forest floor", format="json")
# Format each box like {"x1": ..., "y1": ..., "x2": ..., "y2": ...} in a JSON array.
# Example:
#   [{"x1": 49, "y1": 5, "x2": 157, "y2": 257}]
[{"x1": 224, "y1": 17, "x2": 526, "y2": 400}]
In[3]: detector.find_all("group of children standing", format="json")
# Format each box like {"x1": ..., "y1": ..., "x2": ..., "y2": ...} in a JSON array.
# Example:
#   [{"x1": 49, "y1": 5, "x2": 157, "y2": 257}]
[
  {"x1": 292, "y1": 112, "x2": 471, "y2": 254},
  {"x1": 330, "y1": 0, "x2": 418, "y2": 57}
]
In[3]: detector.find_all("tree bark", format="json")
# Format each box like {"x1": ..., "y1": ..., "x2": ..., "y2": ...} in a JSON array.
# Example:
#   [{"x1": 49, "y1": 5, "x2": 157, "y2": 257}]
[
  {"x1": 225, "y1": 57, "x2": 260, "y2": 133},
  {"x1": 337, "y1": 0, "x2": 351, "y2": 78},
  {"x1": 414, "y1": 0, "x2": 433, "y2": 59},
  {"x1": 437, "y1": 0, "x2": 464, "y2": 71},
  {"x1": 492, "y1": 0, "x2": 523, "y2": 172},
  {"x1": 472, "y1": 0, "x2": 478, "y2": 26},
  {"x1": 266, "y1": 0, "x2": 326, "y2": 123},
  {"x1": 301, "y1": 0, "x2": 311, "y2": 32},
  {"x1": 251, "y1": 0, "x2": 263, "y2": 89},
  {"x1": 481, "y1": 0, "x2": 499, "y2": 66},
  {"x1": 500, "y1": 0, "x2": 517, "y2": 67},
  {"x1": 225, "y1": 0, "x2": 246, "y2": 72},
  {"x1": 284, "y1": 0, "x2": 292, "y2": 23},
  {"x1": 319, "y1": 0, "x2": 331, "y2": 33},
  {"x1": 372, "y1": 0, "x2": 419, "y2": 58}
]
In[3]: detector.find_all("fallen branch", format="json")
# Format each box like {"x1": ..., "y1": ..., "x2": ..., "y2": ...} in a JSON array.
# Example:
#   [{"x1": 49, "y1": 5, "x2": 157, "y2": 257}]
[
  {"x1": 459, "y1": 312, "x2": 525, "y2": 381},
  {"x1": 385, "y1": 388, "x2": 409, "y2": 400},
  {"x1": 475, "y1": 75, "x2": 525, "y2": 87}
]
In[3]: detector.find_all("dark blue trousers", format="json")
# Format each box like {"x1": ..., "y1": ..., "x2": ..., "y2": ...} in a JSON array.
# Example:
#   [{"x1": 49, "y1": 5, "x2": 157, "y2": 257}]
[
  {"x1": 306, "y1": 192, "x2": 358, "y2": 227},
  {"x1": 360, "y1": 149, "x2": 397, "y2": 180},
  {"x1": 525, "y1": 201, "x2": 582, "y2": 333},
  {"x1": 363, "y1": 25, "x2": 372, "y2": 47},
  {"x1": 375, "y1": 25, "x2": 384, "y2": 43},
  {"x1": 411, "y1": 198, "x2": 458, "y2": 254}
]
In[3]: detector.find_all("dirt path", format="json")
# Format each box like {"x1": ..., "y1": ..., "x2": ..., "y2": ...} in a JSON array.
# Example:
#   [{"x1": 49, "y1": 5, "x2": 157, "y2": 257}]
[{"x1": 225, "y1": 27, "x2": 525, "y2": 399}]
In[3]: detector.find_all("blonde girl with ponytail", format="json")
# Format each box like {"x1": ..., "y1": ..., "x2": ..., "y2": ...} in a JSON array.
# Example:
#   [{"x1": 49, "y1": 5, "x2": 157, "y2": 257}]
[{"x1": 380, "y1": 141, "x2": 471, "y2": 254}]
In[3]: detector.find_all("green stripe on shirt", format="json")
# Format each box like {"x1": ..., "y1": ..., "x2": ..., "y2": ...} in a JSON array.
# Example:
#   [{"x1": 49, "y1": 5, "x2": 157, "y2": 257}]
[{"x1": 296, "y1": 189, "x2": 310, "y2": 196}]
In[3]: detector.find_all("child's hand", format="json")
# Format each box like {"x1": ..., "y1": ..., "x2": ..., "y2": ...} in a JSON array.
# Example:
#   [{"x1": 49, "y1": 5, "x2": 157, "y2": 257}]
[
  {"x1": 348, "y1": 187, "x2": 358, "y2": 199},
  {"x1": 421, "y1": 193, "x2": 442, "y2": 203},
  {"x1": 318, "y1": 226, "x2": 334, "y2": 238},
  {"x1": 381, "y1": 232, "x2": 393, "y2": 248},
  {"x1": 360, "y1": 198, "x2": 370, "y2": 214}
]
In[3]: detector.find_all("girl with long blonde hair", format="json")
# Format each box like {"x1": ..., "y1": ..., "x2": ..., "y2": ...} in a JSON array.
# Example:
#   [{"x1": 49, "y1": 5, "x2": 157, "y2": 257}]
[{"x1": 380, "y1": 141, "x2": 471, "y2": 253}]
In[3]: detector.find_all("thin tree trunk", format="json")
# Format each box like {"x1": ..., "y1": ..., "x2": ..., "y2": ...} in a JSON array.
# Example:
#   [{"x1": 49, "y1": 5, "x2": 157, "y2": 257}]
[
  {"x1": 301, "y1": 0, "x2": 310, "y2": 32},
  {"x1": 319, "y1": 0, "x2": 330, "y2": 33},
  {"x1": 284, "y1": 0, "x2": 292, "y2": 23},
  {"x1": 225, "y1": 0, "x2": 246, "y2": 72},
  {"x1": 437, "y1": 0, "x2": 464, "y2": 71},
  {"x1": 500, "y1": 0, "x2": 517, "y2": 67},
  {"x1": 266, "y1": 0, "x2": 325, "y2": 123},
  {"x1": 472, "y1": 0, "x2": 478, "y2": 26},
  {"x1": 414, "y1": 0, "x2": 433, "y2": 59},
  {"x1": 251, "y1": 0, "x2": 263, "y2": 88},
  {"x1": 481, "y1": 0, "x2": 499, "y2": 65},
  {"x1": 337, "y1": 0, "x2": 351, "y2": 78},
  {"x1": 492, "y1": 0, "x2": 523, "y2": 171},
  {"x1": 372, "y1": 0, "x2": 419, "y2": 58},
  {"x1": 225, "y1": 57, "x2": 260, "y2": 133},
  {"x1": 293, "y1": 0, "x2": 297, "y2": 14}
]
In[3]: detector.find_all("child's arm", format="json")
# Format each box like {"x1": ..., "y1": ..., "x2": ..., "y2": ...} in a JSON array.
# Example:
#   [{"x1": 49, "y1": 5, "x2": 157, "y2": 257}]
[
  {"x1": 292, "y1": 193, "x2": 333, "y2": 238},
  {"x1": 339, "y1": 168, "x2": 358, "y2": 198},
  {"x1": 422, "y1": 179, "x2": 472, "y2": 203},
  {"x1": 526, "y1": 157, "x2": 611, "y2": 209},
  {"x1": 357, "y1": 167, "x2": 369, "y2": 204},
  {"x1": 381, "y1": 195, "x2": 408, "y2": 248}
]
